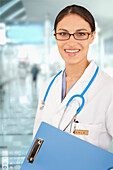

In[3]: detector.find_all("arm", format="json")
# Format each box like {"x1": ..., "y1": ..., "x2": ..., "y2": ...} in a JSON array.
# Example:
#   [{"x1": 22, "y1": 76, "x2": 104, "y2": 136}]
[
  {"x1": 33, "y1": 84, "x2": 45, "y2": 138},
  {"x1": 106, "y1": 90, "x2": 113, "y2": 139}
]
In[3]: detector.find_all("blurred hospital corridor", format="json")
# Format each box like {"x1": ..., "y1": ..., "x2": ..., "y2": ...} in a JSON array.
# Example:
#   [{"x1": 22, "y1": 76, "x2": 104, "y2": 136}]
[
  {"x1": 0, "y1": 46, "x2": 41, "y2": 169},
  {"x1": 0, "y1": 43, "x2": 63, "y2": 169},
  {"x1": 1, "y1": 0, "x2": 113, "y2": 169}
]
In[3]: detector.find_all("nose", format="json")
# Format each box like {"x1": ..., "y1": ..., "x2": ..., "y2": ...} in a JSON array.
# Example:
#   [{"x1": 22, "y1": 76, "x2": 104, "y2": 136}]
[
  {"x1": 68, "y1": 34, "x2": 78, "y2": 43},
  {"x1": 70, "y1": 34, "x2": 75, "y2": 40}
]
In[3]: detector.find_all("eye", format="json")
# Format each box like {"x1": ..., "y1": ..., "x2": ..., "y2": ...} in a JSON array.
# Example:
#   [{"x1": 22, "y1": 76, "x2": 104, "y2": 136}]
[
  {"x1": 77, "y1": 32, "x2": 86, "y2": 36},
  {"x1": 59, "y1": 32, "x2": 68, "y2": 36}
]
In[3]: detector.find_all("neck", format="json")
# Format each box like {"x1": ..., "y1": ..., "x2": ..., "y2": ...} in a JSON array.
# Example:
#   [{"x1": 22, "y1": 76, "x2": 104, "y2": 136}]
[{"x1": 65, "y1": 59, "x2": 89, "y2": 81}]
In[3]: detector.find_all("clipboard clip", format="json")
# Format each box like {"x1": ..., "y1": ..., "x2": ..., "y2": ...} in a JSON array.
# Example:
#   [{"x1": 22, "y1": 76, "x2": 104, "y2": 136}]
[{"x1": 27, "y1": 138, "x2": 44, "y2": 163}]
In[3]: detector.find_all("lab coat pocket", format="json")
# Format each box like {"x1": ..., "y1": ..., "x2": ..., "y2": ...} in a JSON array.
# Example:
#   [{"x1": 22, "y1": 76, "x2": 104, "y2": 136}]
[{"x1": 72, "y1": 122, "x2": 103, "y2": 147}]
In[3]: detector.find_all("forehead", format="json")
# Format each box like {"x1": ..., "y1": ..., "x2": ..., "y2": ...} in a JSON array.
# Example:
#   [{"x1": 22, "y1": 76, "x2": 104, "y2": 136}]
[{"x1": 56, "y1": 14, "x2": 91, "y2": 32}]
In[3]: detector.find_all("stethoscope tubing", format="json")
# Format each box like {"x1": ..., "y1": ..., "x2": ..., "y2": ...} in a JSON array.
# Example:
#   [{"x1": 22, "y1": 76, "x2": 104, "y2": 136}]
[
  {"x1": 42, "y1": 66, "x2": 99, "y2": 131},
  {"x1": 43, "y1": 70, "x2": 62, "y2": 102},
  {"x1": 66, "y1": 94, "x2": 85, "y2": 114},
  {"x1": 66, "y1": 66, "x2": 99, "y2": 114},
  {"x1": 81, "y1": 65, "x2": 99, "y2": 96}
]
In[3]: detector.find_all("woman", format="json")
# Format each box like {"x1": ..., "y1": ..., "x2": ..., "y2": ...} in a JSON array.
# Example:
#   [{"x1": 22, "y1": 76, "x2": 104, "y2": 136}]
[{"x1": 33, "y1": 4, "x2": 113, "y2": 151}]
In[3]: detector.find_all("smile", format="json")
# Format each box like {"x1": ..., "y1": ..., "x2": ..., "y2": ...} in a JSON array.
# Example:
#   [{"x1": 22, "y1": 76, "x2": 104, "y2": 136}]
[
  {"x1": 65, "y1": 49, "x2": 80, "y2": 53},
  {"x1": 64, "y1": 49, "x2": 80, "y2": 56}
]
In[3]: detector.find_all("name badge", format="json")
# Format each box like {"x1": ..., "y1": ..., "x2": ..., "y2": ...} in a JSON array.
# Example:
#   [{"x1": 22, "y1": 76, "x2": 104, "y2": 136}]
[{"x1": 73, "y1": 130, "x2": 89, "y2": 135}]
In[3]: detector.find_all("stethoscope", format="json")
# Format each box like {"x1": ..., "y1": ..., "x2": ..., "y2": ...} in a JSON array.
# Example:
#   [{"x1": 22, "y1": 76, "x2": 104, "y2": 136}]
[{"x1": 40, "y1": 66, "x2": 99, "y2": 132}]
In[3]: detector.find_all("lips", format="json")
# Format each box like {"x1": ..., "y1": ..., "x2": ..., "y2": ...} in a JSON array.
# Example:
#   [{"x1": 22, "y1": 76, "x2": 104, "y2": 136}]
[{"x1": 64, "y1": 49, "x2": 80, "y2": 55}]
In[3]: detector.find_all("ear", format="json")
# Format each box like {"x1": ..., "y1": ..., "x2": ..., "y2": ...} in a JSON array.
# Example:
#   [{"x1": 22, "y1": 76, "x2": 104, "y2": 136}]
[{"x1": 90, "y1": 31, "x2": 96, "y2": 44}]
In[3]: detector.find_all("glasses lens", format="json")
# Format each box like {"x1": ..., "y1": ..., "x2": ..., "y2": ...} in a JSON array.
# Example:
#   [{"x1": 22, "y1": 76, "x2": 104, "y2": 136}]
[
  {"x1": 74, "y1": 32, "x2": 89, "y2": 40},
  {"x1": 56, "y1": 32, "x2": 69, "y2": 40}
]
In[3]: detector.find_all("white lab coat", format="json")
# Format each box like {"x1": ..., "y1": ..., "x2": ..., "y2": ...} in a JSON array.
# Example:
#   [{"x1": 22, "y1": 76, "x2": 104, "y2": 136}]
[{"x1": 33, "y1": 60, "x2": 113, "y2": 151}]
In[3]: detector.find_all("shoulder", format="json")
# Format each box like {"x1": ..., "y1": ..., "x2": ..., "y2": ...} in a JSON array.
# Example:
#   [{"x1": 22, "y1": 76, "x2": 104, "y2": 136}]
[
  {"x1": 97, "y1": 69, "x2": 113, "y2": 96},
  {"x1": 40, "y1": 70, "x2": 63, "y2": 95},
  {"x1": 99, "y1": 69, "x2": 113, "y2": 86},
  {"x1": 90, "y1": 60, "x2": 113, "y2": 85},
  {"x1": 41, "y1": 77, "x2": 54, "y2": 90}
]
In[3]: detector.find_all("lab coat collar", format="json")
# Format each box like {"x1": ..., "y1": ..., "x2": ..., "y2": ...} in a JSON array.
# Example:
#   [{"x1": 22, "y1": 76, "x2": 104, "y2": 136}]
[{"x1": 78, "y1": 60, "x2": 98, "y2": 83}]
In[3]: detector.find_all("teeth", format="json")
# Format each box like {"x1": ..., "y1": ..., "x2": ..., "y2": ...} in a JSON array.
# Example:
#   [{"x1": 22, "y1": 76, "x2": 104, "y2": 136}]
[{"x1": 65, "y1": 49, "x2": 79, "y2": 53}]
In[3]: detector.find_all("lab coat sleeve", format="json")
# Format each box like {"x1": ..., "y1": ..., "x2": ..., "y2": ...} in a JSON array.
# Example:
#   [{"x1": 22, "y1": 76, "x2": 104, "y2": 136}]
[
  {"x1": 33, "y1": 82, "x2": 46, "y2": 139},
  {"x1": 33, "y1": 77, "x2": 53, "y2": 139},
  {"x1": 106, "y1": 90, "x2": 113, "y2": 139}
]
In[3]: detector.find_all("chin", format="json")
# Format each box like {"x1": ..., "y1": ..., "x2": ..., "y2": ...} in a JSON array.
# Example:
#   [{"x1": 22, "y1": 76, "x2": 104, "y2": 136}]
[
  {"x1": 65, "y1": 57, "x2": 80, "y2": 64},
  {"x1": 65, "y1": 60, "x2": 79, "y2": 65}
]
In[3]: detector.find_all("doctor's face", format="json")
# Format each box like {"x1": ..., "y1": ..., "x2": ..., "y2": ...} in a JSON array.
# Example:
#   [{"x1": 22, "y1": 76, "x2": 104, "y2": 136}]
[{"x1": 55, "y1": 14, "x2": 95, "y2": 65}]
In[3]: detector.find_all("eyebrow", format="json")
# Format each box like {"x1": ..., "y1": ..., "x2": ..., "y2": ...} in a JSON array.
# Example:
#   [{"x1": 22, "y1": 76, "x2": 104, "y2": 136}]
[
  {"x1": 58, "y1": 29, "x2": 68, "y2": 32},
  {"x1": 57, "y1": 28, "x2": 89, "y2": 32},
  {"x1": 76, "y1": 29, "x2": 88, "y2": 32}
]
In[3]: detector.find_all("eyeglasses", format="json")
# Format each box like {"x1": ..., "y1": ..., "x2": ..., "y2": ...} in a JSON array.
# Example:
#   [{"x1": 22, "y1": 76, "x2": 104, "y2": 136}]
[{"x1": 54, "y1": 31, "x2": 93, "y2": 41}]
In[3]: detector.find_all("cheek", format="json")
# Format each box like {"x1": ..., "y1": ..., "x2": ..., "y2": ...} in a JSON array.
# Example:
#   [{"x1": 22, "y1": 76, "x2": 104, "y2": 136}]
[
  {"x1": 56, "y1": 42, "x2": 64, "y2": 52},
  {"x1": 82, "y1": 41, "x2": 90, "y2": 50}
]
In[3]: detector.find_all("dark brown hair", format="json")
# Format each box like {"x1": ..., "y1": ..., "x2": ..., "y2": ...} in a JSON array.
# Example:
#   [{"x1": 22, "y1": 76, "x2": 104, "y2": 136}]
[{"x1": 54, "y1": 4, "x2": 95, "y2": 32}]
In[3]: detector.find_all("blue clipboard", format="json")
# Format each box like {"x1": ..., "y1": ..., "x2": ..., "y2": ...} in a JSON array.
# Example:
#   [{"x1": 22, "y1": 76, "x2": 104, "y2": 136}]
[{"x1": 21, "y1": 122, "x2": 113, "y2": 170}]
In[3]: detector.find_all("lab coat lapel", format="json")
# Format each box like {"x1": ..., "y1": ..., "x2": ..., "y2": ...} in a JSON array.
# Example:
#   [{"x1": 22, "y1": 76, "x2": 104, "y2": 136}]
[
  {"x1": 59, "y1": 77, "x2": 83, "y2": 130},
  {"x1": 51, "y1": 69, "x2": 83, "y2": 129},
  {"x1": 55, "y1": 60, "x2": 98, "y2": 131},
  {"x1": 53, "y1": 71, "x2": 83, "y2": 112}
]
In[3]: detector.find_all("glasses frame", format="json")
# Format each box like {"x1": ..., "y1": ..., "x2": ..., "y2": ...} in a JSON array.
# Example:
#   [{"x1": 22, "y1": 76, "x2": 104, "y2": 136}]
[{"x1": 54, "y1": 32, "x2": 93, "y2": 41}]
